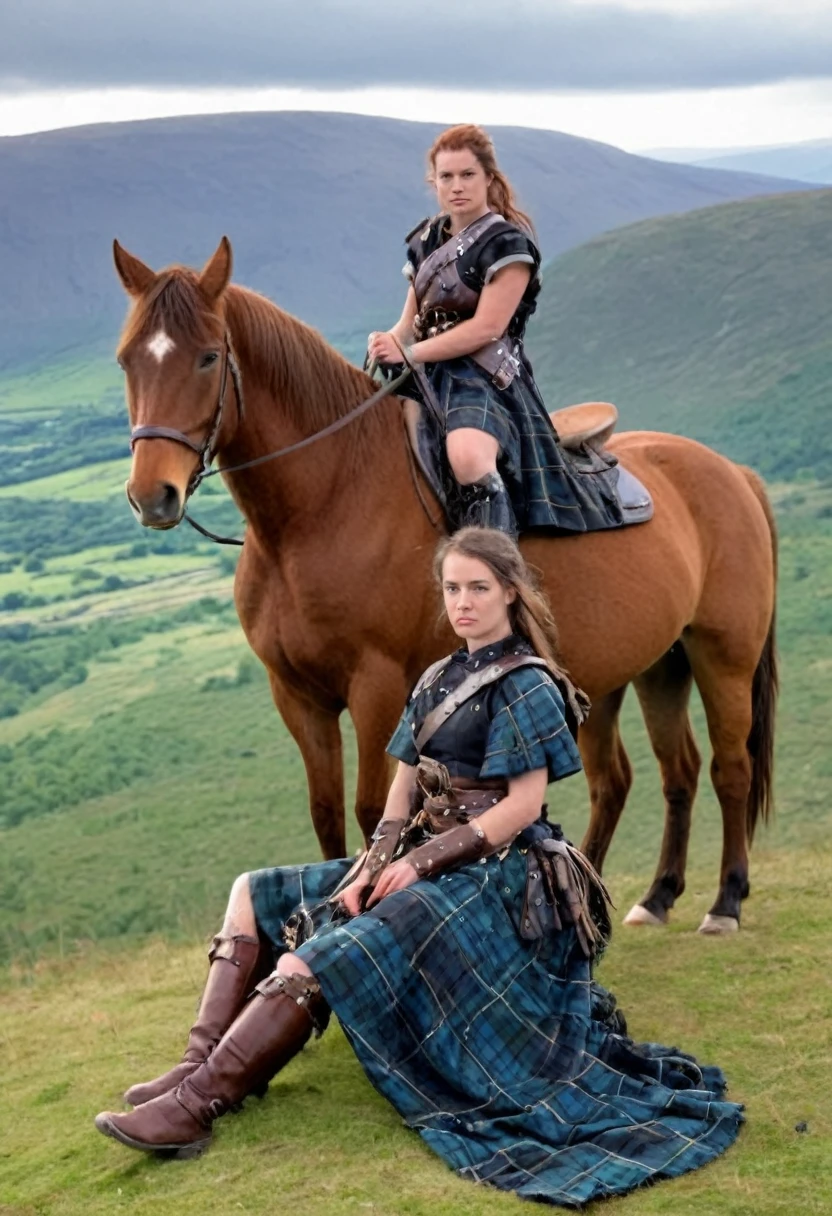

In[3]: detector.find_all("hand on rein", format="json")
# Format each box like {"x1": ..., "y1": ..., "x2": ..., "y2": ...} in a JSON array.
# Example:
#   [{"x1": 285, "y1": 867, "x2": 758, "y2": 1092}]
[
  {"x1": 337, "y1": 877, "x2": 368, "y2": 918},
  {"x1": 367, "y1": 331, "x2": 411, "y2": 366}
]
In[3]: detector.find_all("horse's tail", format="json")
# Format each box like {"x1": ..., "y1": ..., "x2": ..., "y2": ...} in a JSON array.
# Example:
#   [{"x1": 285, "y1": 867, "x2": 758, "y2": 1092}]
[{"x1": 741, "y1": 466, "x2": 779, "y2": 843}]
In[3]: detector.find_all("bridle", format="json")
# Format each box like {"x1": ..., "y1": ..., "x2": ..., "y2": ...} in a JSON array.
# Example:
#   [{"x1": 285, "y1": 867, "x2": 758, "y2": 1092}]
[
  {"x1": 127, "y1": 343, "x2": 427, "y2": 545},
  {"x1": 130, "y1": 330, "x2": 244, "y2": 502}
]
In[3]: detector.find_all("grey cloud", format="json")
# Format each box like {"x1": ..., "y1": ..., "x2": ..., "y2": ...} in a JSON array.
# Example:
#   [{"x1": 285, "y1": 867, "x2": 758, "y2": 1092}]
[{"x1": 3, "y1": 0, "x2": 832, "y2": 92}]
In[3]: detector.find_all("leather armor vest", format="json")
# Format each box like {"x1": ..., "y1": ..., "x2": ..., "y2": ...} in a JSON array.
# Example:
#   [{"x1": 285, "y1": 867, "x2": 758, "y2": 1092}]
[{"x1": 412, "y1": 213, "x2": 521, "y2": 389}]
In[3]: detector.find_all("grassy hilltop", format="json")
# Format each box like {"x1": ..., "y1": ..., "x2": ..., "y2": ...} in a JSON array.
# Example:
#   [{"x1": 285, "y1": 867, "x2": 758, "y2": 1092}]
[
  {"x1": 2, "y1": 187, "x2": 832, "y2": 1211},
  {"x1": 528, "y1": 189, "x2": 832, "y2": 482}
]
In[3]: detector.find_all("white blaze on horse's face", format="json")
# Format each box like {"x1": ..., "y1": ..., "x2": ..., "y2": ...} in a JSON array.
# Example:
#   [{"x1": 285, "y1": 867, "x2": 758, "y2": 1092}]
[{"x1": 146, "y1": 329, "x2": 176, "y2": 362}]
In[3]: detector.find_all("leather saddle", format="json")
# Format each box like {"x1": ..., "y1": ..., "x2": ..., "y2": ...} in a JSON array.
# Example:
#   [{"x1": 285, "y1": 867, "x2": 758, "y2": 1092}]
[{"x1": 403, "y1": 398, "x2": 653, "y2": 530}]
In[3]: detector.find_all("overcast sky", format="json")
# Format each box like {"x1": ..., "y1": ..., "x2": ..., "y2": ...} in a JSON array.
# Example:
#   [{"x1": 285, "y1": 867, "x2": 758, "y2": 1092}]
[{"x1": 2, "y1": 0, "x2": 831, "y2": 150}]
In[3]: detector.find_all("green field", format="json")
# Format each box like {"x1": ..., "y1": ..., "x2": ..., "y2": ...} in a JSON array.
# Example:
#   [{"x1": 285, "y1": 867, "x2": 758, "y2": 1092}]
[
  {"x1": 2, "y1": 841, "x2": 829, "y2": 1216},
  {"x1": 0, "y1": 348, "x2": 122, "y2": 418},
  {"x1": 0, "y1": 480, "x2": 829, "y2": 1211},
  {"x1": 0, "y1": 459, "x2": 132, "y2": 502}
]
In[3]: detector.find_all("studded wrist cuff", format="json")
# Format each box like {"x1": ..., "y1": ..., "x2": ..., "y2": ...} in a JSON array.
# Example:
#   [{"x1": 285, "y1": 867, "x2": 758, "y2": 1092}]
[
  {"x1": 404, "y1": 822, "x2": 489, "y2": 878},
  {"x1": 364, "y1": 818, "x2": 408, "y2": 885}
]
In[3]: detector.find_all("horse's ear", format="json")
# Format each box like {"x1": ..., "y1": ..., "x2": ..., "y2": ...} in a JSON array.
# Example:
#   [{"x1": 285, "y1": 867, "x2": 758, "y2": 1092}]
[
  {"x1": 113, "y1": 240, "x2": 157, "y2": 297},
  {"x1": 198, "y1": 236, "x2": 233, "y2": 303}
]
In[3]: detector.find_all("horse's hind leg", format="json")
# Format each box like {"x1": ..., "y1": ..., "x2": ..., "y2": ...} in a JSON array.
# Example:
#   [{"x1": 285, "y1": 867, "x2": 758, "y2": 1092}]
[
  {"x1": 267, "y1": 673, "x2": 346, "y2": 860},
  {"x1": 579, "y1": 687, "x2": 633, "y2": 874},
  {"x1": 684, "y1": 635, "x2": 756, "y2": 935},
  {"x1": 624, "y1": 644, "x2": 701, "y2": 927}
]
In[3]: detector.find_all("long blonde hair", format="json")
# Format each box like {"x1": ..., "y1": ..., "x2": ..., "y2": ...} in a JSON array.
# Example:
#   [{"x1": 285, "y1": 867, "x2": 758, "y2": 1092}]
[{"x1": 427, "y1": 124, "x2": 535, "y2": 235}]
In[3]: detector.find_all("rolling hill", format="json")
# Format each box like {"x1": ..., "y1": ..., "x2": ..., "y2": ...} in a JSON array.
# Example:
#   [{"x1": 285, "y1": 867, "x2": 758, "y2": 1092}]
[
  {"x1": 647, "y1": 138, "x2": 832, "y2": 184},
  {"x1": 527, "y1": 188, "x2": 832, "y2": 481},
  {"x1": 0, "y1": 110, "x2": 814, "y2": 371},
  {"x1": 647, "y1": 139, "x2": 832, "y2": 185},
  {"x1": 696, "y1": 140, "x2": 832, "y2": 185}
]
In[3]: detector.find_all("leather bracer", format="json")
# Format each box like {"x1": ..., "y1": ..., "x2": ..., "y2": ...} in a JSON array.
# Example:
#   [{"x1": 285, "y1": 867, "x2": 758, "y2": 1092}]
[
  {"x1": 364, "y1": 817, "x2": 408, "y2": 885},
  {"x1": 404, "y1": 821, "x2": 489, "y2": 878}
]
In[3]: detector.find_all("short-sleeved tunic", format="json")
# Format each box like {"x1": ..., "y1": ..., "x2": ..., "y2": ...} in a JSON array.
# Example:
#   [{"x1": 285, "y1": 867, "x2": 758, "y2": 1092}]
[
  {"x1": 249, "y1": 634, "x2": 742, "y2": 1207},
  {"x1": 404, "y1": 214, "x2": 625, "y2": 534}
]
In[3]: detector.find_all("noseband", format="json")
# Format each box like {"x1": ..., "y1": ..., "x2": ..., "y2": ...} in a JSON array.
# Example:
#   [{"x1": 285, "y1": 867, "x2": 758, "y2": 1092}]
[
  {"x1": 129, "y1": 331, "x2": 243, "y2": 500},
  {"x1": 127, "y1": 350, "x2": 416, "y2": 545}
]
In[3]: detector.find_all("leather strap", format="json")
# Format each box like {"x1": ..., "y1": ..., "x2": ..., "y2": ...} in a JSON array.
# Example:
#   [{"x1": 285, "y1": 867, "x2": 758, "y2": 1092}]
[
  {"x1": 130, "y1": 332, "x2": 243, "y2": 502},
  {"x1": 415, "y1": 654, "x2": 549, "y2": 751},
  {"x1": 208, "y1": 933, "x2": 260, "y2": 965},
  {"x1": 412, "y1": 211, "x2": 504, "y2": 303},
  {"x1": 411, "y1": 213, "x2": 521, "y2": 390},
  {"x1": 254, "y1": 972, "x2": 329, "y2": 1036},
  {"x1": 130, "y1": 425, "x2": 205, "y2": 453},
  {"x1": 519, "y1": 836, "x2": 612, "y2": 958}
]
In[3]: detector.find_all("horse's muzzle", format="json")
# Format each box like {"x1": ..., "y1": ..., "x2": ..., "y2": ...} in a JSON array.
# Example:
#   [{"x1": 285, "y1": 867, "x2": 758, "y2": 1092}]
[{"x1": 125, "y1": 480, "x2": 183, "y2": 529}]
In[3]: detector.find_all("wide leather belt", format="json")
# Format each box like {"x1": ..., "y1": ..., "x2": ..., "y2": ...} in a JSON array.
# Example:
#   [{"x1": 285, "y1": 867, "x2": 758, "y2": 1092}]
[{"x1": 405, "y1": 758, "x2": 508, "y2": 837}]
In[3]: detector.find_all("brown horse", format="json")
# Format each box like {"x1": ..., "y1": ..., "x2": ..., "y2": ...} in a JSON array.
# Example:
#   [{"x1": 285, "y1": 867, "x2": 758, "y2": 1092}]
[{"x1": 113, "y1": 236, "x2": 777, "y2": 935}]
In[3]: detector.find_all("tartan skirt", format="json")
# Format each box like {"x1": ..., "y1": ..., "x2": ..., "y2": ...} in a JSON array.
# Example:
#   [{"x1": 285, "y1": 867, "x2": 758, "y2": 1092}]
[
  {"x1": 249, "y1": 843, "x2": 743, "y2": 1209},
  {"x1": 415, "y1": 355, "x2": 624, "y2": 534}
]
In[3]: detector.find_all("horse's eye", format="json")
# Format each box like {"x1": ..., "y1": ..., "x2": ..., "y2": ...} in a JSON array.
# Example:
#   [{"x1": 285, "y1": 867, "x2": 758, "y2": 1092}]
[{"x1": 199, "y1": 351, "x2": 219, "y2": 370}]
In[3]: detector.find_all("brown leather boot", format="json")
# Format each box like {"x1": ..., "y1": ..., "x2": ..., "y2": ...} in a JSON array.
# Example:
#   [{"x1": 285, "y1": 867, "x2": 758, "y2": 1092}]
[
  {"x1": 124, "y1": 933, "x2": 272, "y2": 1107},
  {"x1": 96, "y1": 972, "x2": 325, "y2": 1158}
]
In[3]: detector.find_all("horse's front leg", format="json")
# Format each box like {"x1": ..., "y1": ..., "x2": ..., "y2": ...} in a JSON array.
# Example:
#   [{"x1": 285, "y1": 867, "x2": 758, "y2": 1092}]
[
  {"x1": 348, "y1": 652, "x2": 413, "y2": 845},
  {"x1": 267, "y1": 671, "x2": 347, "y2": 860}
]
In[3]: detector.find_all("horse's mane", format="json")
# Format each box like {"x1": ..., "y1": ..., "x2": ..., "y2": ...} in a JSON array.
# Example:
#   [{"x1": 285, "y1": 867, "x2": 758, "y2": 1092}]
[
  {"x1": 119, "y1": 269, "x2": 391, "y2": 460},
  {"x1": 223, "y1": 286, "x2": 377, "y2": 437}
]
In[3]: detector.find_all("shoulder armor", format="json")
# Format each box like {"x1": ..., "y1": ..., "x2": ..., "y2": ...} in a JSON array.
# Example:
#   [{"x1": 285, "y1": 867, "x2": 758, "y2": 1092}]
[
  {"x1": 479, "y1": 218, "x2": 535, "y2": 247},
  {"x1": 411, "y1": 654, "x2": 451, "y2": 698},
  {"x1": 404, "y1": 215, "x2": 435, "y2": 245}
]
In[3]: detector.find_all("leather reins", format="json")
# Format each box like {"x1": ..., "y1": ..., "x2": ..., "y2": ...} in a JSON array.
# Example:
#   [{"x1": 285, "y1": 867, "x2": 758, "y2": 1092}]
[
  {"x1": 130, "y1": 330, "x2": 244, "y2": 502},
  {"x1": 129, "y1": 341, "x2": 415, "y2": 546}
]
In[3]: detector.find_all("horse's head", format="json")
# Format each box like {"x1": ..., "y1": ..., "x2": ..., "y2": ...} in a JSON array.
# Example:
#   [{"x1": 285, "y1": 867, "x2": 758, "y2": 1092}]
[{"x1": 113, "y1": 237, "x2": 237, "y2": 528}]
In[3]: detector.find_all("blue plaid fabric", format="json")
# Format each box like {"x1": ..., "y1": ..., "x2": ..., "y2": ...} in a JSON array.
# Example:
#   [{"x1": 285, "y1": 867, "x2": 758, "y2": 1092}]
[
  {"x1": 248, "y1": 639, "x2": 742, "y2": 1206},
  {"x1": 402, "y1": 211, "x2": 623, "y2": 535},
  {"x1": 249, "y1": 845, "x2": 743, "y2": 1208},
  {"x1": 414, "y1": 355, "x2": 624, "y2": 534},
  {"x1": 386, "y1": 634, "x2": 583, "y2": 784},
  {"x1": 483, "y1": 666, "x2": 582, "y2": 782}
]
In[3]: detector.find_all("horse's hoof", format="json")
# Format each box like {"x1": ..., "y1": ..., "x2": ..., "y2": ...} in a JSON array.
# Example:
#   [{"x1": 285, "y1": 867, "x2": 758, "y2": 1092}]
[
  {"x1": 697, "y1": 913, "x2": 739, "y2": 935},
  {"x1": 622, "y1": 904, "x2": 666, "y2": 927}
]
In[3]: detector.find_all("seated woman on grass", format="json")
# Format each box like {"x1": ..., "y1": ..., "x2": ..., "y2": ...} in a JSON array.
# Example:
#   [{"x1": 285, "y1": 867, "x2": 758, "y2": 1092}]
[{"x1": 95, "y1": 527, "x2": 742, "y2": 1209}]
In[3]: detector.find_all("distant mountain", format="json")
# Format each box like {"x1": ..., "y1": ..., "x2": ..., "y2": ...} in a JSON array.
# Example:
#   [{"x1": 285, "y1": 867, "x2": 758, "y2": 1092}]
[
  {"x1": 0, "y1": 111, "x2": 816, "y2": 372},
  {"x1": 645, "y1": 139, "x2": 832, "y2": 185},
  {"x1": 695, "y1": 141, "x2": 832, "y2": 185},
  {"x1": 526, "y1": 189, "x2": 832, "y2": 482}
]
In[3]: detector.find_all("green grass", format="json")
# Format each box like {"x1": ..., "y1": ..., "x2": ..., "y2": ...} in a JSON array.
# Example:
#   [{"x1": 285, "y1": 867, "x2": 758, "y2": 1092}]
[
  {"x1": 0, "y1": 616, "x2": 243, "y2": 745},
  {"x1": 0, "y1": 458, "x2": 132, "y2": 501},
  {"x1": 527, "y1": 189, "x2": 832, "y2": 481},
  {"x1": 1, "y1": 848, "x2": 829, "y2": 1214},
  {"x1": 0, "y1": 349, "x2": 122, "y2": 418},
  {"x1": 0, "y1": 543, "x2": 225, "y2": 616}
]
